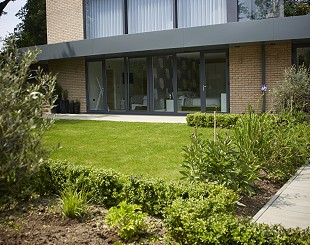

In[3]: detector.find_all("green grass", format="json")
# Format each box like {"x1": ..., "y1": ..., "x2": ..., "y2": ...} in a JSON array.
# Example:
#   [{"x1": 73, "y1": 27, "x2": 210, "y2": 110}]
[{"x1": 44, "y1": 120, "x2": 226, "y2": 181}]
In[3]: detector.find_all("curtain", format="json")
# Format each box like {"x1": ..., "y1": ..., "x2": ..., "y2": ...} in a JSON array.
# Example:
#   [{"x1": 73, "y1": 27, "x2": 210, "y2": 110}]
[
  {"x1": 177, "y1": 0, "x2": 227, "y2": 28},
  {"x1": 85, "y1": 0, "x2": 124, "y2": 39},
  {"x1": 128, "y1": 0, "x2": 174, "y2": 34}
]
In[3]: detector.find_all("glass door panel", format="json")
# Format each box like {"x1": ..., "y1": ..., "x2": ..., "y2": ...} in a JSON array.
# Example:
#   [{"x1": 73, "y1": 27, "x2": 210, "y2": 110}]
[
  {"x1": 106, "y1": 58, "x2": 126, "y2": 111},
  {"x1": 129, "y1": 57, "x2": 148, "y2": 111},
  {"x1": 176, "y1": 52, "x2": 200, "y2": 113},
  {"x1": 87, "y1": 61, "x2": 104, "y2": 111},
  {"x1": 153, "y1": 55, "x2": 174, "y2": 112},
  {"x1": 204, "y1": 52, "x2": 227, "y2": 112}
]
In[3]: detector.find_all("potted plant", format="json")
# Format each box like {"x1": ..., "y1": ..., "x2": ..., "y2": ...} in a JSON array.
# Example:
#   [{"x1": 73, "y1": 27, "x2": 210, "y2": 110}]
[
  {"x1": 51, "y1": 83, "x2": 62, "y2": 113},
  {"x1": 69, "y1": 100, "x2": 75, "y2": 113},
  {"x1": 74, "y1": 100, "x2": 80, "y2": 114},
  {"x1": 60, "y1": 89, "x2": 69, "y2": 113}
]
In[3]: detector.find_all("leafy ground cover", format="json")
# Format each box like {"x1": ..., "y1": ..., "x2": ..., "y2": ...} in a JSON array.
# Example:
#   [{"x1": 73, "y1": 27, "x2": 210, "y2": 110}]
[{"x1": 43, "y1": 120, "x2": 225, "y2": 181}]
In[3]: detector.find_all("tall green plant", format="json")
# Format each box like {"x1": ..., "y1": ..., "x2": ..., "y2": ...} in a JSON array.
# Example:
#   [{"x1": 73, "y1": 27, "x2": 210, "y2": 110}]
[
  {"x1": 181, "y1": 127, "x2": 259, "y2": 195},
  {"x1": 182, "y1": 108, "x2": 289, "y2": 193},
  {"x1": 0, "y1": 37, "x2": 56, "y2": 194}
]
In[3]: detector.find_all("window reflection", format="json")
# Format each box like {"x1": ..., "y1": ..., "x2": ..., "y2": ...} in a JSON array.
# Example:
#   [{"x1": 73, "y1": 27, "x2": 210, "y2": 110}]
[
  {"x1": 238, "y1": 0, "x2": 284, "y2": 21},
  {"x1": 176, "y1": 53, "x2": 200, "y2": 112},
  {"x1": 153, "y1": 56, "x2": 174, "y2": 112},
  {"x1": 129, "y1": 58, "x2": 148, "y2": 111}
]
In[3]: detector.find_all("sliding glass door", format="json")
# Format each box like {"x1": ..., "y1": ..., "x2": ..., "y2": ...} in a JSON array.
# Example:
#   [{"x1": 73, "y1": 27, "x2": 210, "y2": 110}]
[
  {"x1": 87, "y1": 51, "x2": 228, "y2": 114},
  {"x1": 153, "y1": 55, "x2": 174, "y2": 112},
  {"x1": 128, "y1": 57, "x2": 148, "y2": 111},
  {"x1": 176, "y1": 52, "x2": 201, "y2": 113},
  {"x1": 87, "y1": 61, "x2": 104, "y2": 111},
  {"x1": 106, "y1": 58, "x2": 126, "y2": 111},
  {"x1": 203, "y1": 52, "x2": 227, "y2": 112}
]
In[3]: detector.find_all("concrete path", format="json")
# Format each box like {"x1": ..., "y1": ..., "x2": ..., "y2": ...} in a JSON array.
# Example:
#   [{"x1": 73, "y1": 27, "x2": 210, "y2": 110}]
[
  {"x1": 47, "y1": 113, "x2": 187, "y2": 124},
  {"x1": 253, "y1": 164, "x2": 310, "y2": 229}
]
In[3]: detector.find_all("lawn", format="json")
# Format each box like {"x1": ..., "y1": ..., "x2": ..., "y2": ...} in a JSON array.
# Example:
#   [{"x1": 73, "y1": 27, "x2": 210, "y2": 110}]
[{"x1": 43, "y1": 120, "x2": 225, "y2": 181}]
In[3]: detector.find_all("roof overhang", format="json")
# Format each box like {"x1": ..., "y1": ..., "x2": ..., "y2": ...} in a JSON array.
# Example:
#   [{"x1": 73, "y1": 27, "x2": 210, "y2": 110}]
[{"x1": 24, "y1": 15, "x2": 310, "y2": 61}]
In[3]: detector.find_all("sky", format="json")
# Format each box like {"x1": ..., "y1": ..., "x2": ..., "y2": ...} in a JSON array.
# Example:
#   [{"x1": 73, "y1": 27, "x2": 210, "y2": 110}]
[{"x1": 0, "y1": 0, "x2": 27, "y2": 47}]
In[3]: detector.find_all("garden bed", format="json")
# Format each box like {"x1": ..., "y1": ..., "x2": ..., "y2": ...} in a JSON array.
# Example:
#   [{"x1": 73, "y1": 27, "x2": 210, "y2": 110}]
[
  {"x1": 0, "y1": 177, "x2": 281, "y2": 245},
  {"x1": 0, "y1": 196, "x2": 166, "y2": 245}
]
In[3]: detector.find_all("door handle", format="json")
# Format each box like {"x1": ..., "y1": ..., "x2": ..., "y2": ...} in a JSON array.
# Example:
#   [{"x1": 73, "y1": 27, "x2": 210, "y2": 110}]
[{"x1": 202, "y1": 85, "x2": 207, "y2": 91}]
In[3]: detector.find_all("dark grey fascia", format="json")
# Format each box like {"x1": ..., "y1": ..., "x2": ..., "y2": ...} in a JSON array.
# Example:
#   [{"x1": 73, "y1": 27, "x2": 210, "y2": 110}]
[{"x1": 30, "y1": 15, "x2": 310, "y2": 62}]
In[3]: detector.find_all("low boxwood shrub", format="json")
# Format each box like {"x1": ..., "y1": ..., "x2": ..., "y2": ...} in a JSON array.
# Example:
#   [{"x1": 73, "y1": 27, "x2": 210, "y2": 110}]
[
  {"x1": 33, "y1": 160, "x2": 124, "y2": 207},
  {"x1": 123, "y1": 176, "x2": 238, "y2": 216},
  {"x1": 187, "y1": 112, "x2": 240, "y2": 128},
  {"x1": 164, "y1": 197, "x2": 310, "y2": 244},
  {"x1": 32, "y1": 160, "x2": 238, "y2": 216}
]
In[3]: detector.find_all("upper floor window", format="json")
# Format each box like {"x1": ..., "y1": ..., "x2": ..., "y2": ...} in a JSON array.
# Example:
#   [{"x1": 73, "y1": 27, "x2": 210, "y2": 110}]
[
  {"x1": 85, "y1": 0, "x2": 124, "y2": 38},
  {"x1": 177, "y1": 0, "x2": 227, "y2": 28},
  {"x1": 128, "y1": 0, "x2": 174, "y2": 34},
  {"x1": 238, "y1": 0, "x2": 284, "y2": 21}
]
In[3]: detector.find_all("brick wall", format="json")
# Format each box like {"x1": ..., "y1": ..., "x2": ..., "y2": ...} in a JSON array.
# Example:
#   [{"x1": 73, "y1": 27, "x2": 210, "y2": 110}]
[
  {"x1": 229, "y1": 45, "x2": 263, "y2": 113},
  {"x1": 49, "y1": 59, "x2": 87, "y2": 113},
  {"x1": 229, "y1": 43, "x2": 292, "y2": 114},
  {"x1": 265, "y1": 42, "x2": 292, "y2": 112},
  {"x1": 46, "y1": 0, "x2": 84, "y2": 44}
]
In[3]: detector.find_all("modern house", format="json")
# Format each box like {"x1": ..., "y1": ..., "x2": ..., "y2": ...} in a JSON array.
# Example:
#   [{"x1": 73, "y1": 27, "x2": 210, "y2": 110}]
[{"x1": 36, "y1": 0, "x2": 310, "y2": 114}]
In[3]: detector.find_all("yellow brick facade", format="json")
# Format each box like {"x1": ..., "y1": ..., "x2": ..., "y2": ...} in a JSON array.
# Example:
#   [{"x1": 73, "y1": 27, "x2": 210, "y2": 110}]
[
  {"x1": 229, "y1": 43, "x2": 292, "y2": 113},
  {"x1": 229, "y1": 45, "x2": 263, "y2": 113},
  {"x1": 46, "y1": 0, "x2": 84, "y2": 44},
  {"x1": 265, "y1": 42, "x2": 292, "y2": 112},
  {"x1": 49, "y1": 59, "x2": 87, "y2": 113}
]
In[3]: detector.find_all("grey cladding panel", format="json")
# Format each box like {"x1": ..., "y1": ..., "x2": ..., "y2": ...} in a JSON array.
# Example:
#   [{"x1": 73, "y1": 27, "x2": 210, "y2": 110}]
[
  {"x1": 274, "y1": 15, "x2": 310, "y2": 40},
  {"x1": 35, "y1": 15, "x2": 310, "y2": 61},
  {"x1": 183, "y1": 24, "x2": 233, "y2": 47},
  {"x1": 229, "y1": 20, "x2": 274, "y2": 43},
  {"x1": 92, "y1": 29, "x2": 184, "y2": 55}
]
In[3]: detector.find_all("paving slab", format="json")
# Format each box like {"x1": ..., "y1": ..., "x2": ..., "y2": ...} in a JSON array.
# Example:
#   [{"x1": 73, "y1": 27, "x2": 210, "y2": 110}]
[
  {"x1": 253, "y1": 164, "x2": 310, "y2": 229},
  {"x1": 47, "y1": 113, "x2": 187, "y2": 124}
]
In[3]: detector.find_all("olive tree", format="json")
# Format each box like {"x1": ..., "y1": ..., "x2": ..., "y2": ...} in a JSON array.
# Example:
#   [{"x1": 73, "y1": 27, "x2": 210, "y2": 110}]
[
  {"x1": 0, "y1": 38, "x2": 56, "y2": 194},
  {"x1": 272, "y1": 65, "x2": 310, "y2": 113}
]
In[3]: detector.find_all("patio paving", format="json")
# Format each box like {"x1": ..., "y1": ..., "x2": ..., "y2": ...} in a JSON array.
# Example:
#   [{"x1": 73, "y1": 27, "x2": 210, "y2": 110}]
[
  {"x1": 253, "y1": 163, "x2": 310, "y2": 229},
  {"x1": 47, "y1": 113, "x2": 187, "y2": 124}
]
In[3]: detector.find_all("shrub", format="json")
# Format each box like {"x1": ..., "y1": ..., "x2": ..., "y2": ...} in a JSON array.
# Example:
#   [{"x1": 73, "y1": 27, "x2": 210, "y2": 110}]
[
  {"x1": 0, "y1": 38, "x2": 56, "y2": 194},
  {"x1": 60, "y1": 187, "x2": 88, "y2": 219},
  {"x1": 33, "y1": 160, "x2": 124, "y2": 207},
  {"x1": 164, "y1": 197, "x2": 310, "y2": 244},
  {"x1": 181, "y1": 109, "x2": 310, "y2": 193},
  {"x1": 272, "y1": 65, "x2": 310, "y2": 113},
  {"x1": 181, "y1": 129, "x2": 259, "y2": 195},
  {"x1": 106, "y1": 201, "x2": 147, "y2": 240},
  {"x1": 33, "y1": 160, "x2": 238, "y2": 216},
  {"x1": 123, "y1": 175, "x2": 238, "y2": 216},
  {"x1": 186, "y1": 112, "x2": 240, "y2": 128},
  {"x1": 261, "y1": 118, "x2": 310, "y2": 181}
]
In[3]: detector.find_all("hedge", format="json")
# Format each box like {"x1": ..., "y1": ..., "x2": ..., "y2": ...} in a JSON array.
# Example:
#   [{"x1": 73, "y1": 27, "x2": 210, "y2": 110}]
[
  {"x1": 164, "y1": 197, "x2": 310, "y2": 244},
  {"x1": 32, "y1": 159, "x2": 238, "y2": 216},
  {"x1": 33, "y1": 160, "x2": 310, "y2": 244},
  {"x1": 186, "y1": 111, "x2": 309, "y2": 129},
  {"x1": 186, "y1": 112, "x2": 240, "y2": 128}
]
